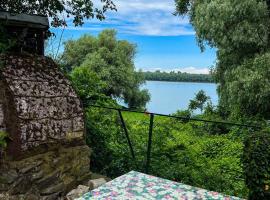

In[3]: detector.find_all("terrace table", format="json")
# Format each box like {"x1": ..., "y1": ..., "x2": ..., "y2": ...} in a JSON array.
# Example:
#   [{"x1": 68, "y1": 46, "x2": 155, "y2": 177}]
[{"x1": 77, "y1": 171, "x2": 243, "y2": 200}]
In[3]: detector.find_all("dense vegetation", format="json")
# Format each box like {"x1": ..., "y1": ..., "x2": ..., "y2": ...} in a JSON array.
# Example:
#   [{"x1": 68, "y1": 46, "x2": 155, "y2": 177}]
[
  {"x1": 175, "y1": 0, "x2": 270, "y2": 120},
  {"x1": 59, "y1": 28, "x2": 252, "y2": 196},
  {"x1": 85, "y1": 108, "x2": 250, "y2": 198},
  {"x1": 172, "y1": 2, "x2": 270, "y2": 195},
  {"x1": 58, "y1": 21, "x2": 270, "y2": 199},
  {"x1": 142, "y1": 71, "x2": 214, "y2": 83},
  {"x1": 61, "y1": 30, "x2": 150, "y2": 109},
  {"x1": 243, "y1": 131, "x2": 270, "y2": 199}
]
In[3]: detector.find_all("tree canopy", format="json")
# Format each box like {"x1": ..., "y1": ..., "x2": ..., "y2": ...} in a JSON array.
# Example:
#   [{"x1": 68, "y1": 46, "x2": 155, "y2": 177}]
[
  {"x1": 0, "y1": 0, "x2": 116, "y2": 27},
  {"x1": 175, "y1": 0, "x2": 270, "y2": 119},
  {"x1": 189, "y1": 90, "x2": 210, "y2": 112},
  {"x1": 62, "y1": 29, "x2": 150, "y2": 109},
  {"x1": 143, "y1": 71, "x2": 213, "y2": 83}
]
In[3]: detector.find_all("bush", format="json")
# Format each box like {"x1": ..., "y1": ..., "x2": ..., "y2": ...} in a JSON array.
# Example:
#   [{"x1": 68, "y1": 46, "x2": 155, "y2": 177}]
[
  {"x1": 243, "y1": 130, "x2": 270, "y2": 200},
  {"x1": 0, "y1": 25, "x2": 16, "y2": 54},
  {"x1": 0, "y1": 131, "x2": 7, "y2": 149},
  {"x1": 85, "y1": 109, "x2": 249, "y2": 198},
  {"x1": 119, "y1": 113, "x2": 247, "y2": 197},
  {"x1": 223, "y1": 52, "x2": 270, "y2": 119},
  {"x1": 85, "y1": 104, "x2": 138, "y2": 177},
  {"x1": 0, "y1": 130, "x2": 8, "y2": 159}
]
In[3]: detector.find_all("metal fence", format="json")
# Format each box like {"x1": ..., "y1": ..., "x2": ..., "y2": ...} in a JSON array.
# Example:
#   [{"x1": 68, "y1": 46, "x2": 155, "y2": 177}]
[{"x1": 88, "y1": 104, "x2": 261, "y2": 174}]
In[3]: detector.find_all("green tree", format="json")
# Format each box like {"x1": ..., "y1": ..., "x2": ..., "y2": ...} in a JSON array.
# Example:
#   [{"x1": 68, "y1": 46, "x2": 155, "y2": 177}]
[
  {"x1": 189, "y1": 90, "x2": 210, "y2": 112},
  {"x1": 70, "y1": 64, "x2": 109, "y2": 105},
  {"x1": 0, "y1": 0, "x2": 116, "y2": 27},
  {"x1": 224, "y1": 52, "x2": 270, "y2": 119},
  {"x1": 175, "y1": 0, "x2": 270, "y2": 119},
  {"x1": 142, "y1": 70, "x2": 214, "y2": 83},
  {"x1": 63, "y1": 29, "x2": 150, "y2": 108},
  {"x1": 243, "y1": 130, "x2": 270, "y2": 199}
]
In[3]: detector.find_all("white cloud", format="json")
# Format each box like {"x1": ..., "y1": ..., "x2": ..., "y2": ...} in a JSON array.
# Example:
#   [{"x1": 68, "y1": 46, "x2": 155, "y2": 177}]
[
  {"x1": 67, "y1": 0, "x2": 193, "y2": 36},
  {"x1": 143, "y1": 67, "x2": 210, "y2": 74},
  {"x1": 115, "y1": 0, "x2": 174, "y2": 13}
]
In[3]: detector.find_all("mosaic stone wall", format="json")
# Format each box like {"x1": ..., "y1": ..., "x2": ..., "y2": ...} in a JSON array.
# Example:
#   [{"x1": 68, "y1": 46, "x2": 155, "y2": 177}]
[
  {"x1": 0, "y1": 81, "x2": 5, "y2": 132},
  {"x1": 0, "y1": 103, "x2": 4, "y2": 133},
  {"x1": 0, "y1": 54, "x2": 92, "y2": 199},
  {"x1": 0, "y1": 54, "x2": 85, "y2": 157},
  {"x1": 0, "y1": 145, "x2": 92, "y2": 199}
]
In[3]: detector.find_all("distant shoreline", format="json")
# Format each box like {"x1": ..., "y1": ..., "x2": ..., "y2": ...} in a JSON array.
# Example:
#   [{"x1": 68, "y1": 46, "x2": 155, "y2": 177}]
[
  {"x1": 145, "y1": 80, "x2": 215, "y2": 84},
  {"x1": 142, "y1": 71, "x2": 214, "y2": 83}
]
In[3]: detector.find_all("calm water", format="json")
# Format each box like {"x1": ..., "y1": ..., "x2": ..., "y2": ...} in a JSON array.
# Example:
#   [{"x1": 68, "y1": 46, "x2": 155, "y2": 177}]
[{"x1": 142, "y1": 81, "x2": 218, "y2": 115}]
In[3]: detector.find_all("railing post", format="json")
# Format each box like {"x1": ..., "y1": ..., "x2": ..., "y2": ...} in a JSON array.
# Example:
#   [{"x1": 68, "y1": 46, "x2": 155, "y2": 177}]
[
  {"x1": 145, "y1": 113, "x2": 154, "y2": 174},
  {"x1": 118, "y1": 110, "x2": 136, "y2": 161}
]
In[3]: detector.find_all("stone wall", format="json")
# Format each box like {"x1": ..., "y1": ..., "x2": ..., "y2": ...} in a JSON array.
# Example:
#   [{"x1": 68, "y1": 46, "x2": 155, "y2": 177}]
[
  {"x1": 0, "y1": 104, "x2": 4, "y2": 133},
  {"x1": 0, "y1": 81, "x2": 5, "y2": 133},
  {"x1": 0, "y1": 145, "x2": 91, "y2": 200},
  {"x1": 0, "y1": 54, "x2": 92, "y2": 199},
  {"x1": 0, "y1": 54, "x2": 85, "y2": 158}
]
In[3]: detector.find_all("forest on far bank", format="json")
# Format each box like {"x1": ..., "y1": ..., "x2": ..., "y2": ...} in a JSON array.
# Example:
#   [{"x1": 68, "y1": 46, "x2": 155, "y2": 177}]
[{"x1": 142, "y1": 71, "x2": 214, "y2": 83}]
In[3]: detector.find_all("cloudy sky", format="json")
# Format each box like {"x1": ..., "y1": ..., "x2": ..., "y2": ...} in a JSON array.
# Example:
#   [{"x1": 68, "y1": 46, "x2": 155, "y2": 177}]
[{"x1": 52, "y1": 0, "x2": 216, "y2": 74}]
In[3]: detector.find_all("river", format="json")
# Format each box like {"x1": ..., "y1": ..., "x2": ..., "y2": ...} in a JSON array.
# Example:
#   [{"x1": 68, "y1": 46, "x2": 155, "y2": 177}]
[{"x1": 142, "y1": 81, "x2": 218, "y2": 115}]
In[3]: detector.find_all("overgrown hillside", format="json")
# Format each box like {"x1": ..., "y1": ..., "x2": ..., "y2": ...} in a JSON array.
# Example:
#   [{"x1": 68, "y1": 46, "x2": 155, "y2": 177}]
[{"x1": 86, "y1": 108, "x2": 249, "y2": 198}]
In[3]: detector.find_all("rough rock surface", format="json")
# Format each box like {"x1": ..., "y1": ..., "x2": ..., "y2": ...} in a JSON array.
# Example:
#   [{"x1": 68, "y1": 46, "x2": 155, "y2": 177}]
[
  {"x1": 0, "y1": 54, "x2": 85, "y2": 158},
  {"x1": 65, "y1": 177, "x2": 110, "y2": 200},
  {"x1": 88, "y1": 178, "x2": 107, "y2": 190},
  {"x1": 66, "y1": 185, "x2": 90, "y2": 200},
  {"x1": 0, "y1": 145, "x2": 91, "y2": 199},
  {"x1": 0, "y1": 54, "x2": 91, "y2": 199},
  {"x1": 0, "y1": 85, "x2": 5, "y2": 133}
]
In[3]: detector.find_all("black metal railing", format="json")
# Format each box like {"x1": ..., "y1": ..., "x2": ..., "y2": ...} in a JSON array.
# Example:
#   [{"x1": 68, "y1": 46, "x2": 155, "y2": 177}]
[{"x1": 88, "y1": 104, "x2": 262, "y2": 174}]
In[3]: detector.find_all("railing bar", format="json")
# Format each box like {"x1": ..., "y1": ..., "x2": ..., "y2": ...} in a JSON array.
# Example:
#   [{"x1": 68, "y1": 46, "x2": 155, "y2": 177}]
[
  {"x1": 145, "y1": 113, "x2": 154, "y2": 174},
  {"x1": 117, "y1": 110, "x2": 137, "y2": 162},
  {"x1": 88, "y1": 104, "x2": 261, "y2": 129}
]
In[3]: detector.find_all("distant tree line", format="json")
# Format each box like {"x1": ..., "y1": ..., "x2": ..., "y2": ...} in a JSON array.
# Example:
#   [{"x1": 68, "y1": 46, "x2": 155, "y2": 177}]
[{"x1": 142, "y1": 70, "x2": 214, "y2": 83}]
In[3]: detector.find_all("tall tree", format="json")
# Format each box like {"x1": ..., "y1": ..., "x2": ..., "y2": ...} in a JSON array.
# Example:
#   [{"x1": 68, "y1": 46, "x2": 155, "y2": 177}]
[
  {"x1": 63, "y1": 29, "x2": 150, "y2": 109},
  {"x1": 0, "y1": 0, "x2": 116, "y2": 27},
  {"x1": 175, "y1": 0, "x2": 270, "y2": 119}
]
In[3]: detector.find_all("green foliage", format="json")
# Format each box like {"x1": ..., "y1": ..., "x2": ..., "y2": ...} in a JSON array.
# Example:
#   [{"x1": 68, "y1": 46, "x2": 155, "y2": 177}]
[
  {"x1": 175, "y1": 0, "x2": 269, "y2": 56},
  {"x1": 0, "y1": 131, "x2": 8, "y2": 149},
  {"x1": 64, "y1": 30, "x2": 150, "y2": 108},
  {"x1": 0, "y1": 25, "x2": 16, "y2": 54},
  {"x1": 88, "y1": 110, "x2": 249, "y2": 198},
  {"x1": 243, "y1": 130, "x2": 270, "y2": 200},
  {"x1": 222, "y1": 52, "x2": 270, "y2": 119},
  {"x1": 173, "y1": 109, "x2": 192, "y2": 119},
  {"x1": 189, "y1": 90, "x2": 210, "y2": 112},
  {"x1": 70, "y1": 65, "x2": 109, "y2": 105},
  {"x1": 175, "y1": 0, "x2": 270, "y2": 119},
  {"x1": 0, "y1": 0, "x2": 116, "y2": 27},
  {"x1": 143, "y1": 71, "x2": 214, "y2": 83}
]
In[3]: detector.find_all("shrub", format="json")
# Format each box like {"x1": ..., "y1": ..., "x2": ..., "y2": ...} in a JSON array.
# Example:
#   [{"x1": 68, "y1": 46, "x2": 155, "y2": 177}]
[
  {"x1": 85, "y1": 110, "x2": 248, "y2": 198},
  {"x1": 243, "y1": 130, "x2": 270, "y2": 200},
  {"x1": 0, "y1": 130, "x2": 8, "y2": 159},
  {"x1": 0, "y1": 131, "x2": 7, "y2": 149},
  {"x1": 0, "y1": 25, "x2": 16, "y2": 54}
]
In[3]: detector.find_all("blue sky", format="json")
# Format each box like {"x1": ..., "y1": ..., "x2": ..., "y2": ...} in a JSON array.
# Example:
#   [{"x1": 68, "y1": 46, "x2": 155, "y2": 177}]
[{"x1": 49, "y1": 0, "x2": 216, "y2": 74}]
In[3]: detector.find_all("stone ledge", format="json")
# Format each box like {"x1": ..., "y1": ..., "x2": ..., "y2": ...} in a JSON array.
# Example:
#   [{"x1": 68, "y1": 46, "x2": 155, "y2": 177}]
[{"x1": 0, "y1": 145, "x2": 91, "y2": 199}]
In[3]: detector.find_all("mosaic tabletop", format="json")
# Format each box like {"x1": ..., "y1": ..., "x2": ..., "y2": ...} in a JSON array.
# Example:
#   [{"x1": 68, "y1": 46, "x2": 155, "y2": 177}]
[{"x1": 76, "y1": 171, "x2": 242, "y2": 200}]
